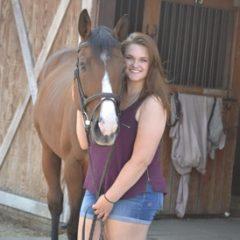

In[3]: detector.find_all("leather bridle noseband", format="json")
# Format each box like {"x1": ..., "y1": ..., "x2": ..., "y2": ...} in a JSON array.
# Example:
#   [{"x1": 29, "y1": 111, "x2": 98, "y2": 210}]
[{"x1": 74, "y1": 41, "x2": 124, "y2": 135}]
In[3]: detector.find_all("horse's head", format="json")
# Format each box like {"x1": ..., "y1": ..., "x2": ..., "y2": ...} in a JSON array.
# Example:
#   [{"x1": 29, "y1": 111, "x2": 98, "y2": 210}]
[{"x1": 73, "y1": 9, "x2": 128, "y2": 146}]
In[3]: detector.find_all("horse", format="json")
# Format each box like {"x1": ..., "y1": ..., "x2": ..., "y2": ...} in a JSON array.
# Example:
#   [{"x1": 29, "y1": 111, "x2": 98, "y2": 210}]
[{"x1": 33, "y1": 9, "x2": 128, "y2": 240}]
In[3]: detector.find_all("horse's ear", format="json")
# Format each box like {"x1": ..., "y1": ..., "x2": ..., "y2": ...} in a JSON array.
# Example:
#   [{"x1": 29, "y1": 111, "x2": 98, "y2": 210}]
[
  {"x1": 113, "y1": 14, "x2": 129, "y2": 42},
  {"x1": 78, "y1": 9, "x2": 91, "y2": 41}
]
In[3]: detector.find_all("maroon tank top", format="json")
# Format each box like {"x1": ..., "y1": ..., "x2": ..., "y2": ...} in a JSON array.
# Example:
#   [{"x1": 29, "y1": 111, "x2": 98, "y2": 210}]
[{"x1": 84, "y1": 98, "x2": 167, "y2": 199}]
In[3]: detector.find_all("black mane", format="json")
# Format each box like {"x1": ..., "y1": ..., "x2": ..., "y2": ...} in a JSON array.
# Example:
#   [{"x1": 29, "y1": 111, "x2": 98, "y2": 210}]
[{"x1": 88, "y1": 26, "x2": 120, "y2": 57}]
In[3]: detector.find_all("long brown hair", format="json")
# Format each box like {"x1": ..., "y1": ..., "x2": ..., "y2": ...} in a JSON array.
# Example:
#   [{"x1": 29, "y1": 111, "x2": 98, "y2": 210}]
[{"x1": 121, "y1": 32, "x2": 170, "y2": 114}]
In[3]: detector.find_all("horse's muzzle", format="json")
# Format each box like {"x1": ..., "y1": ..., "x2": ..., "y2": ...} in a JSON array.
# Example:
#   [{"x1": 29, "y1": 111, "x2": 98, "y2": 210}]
[{"x1": 90, "y1": 118, "x2": 119, "y2": 146}]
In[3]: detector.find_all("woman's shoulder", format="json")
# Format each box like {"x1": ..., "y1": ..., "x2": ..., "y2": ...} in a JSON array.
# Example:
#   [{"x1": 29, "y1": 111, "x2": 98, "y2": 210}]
[
  {"x1": 136, "y1": 95, "x2": 166, "y2": 121},
  {"x1": 141, "y1": 95, "x2": 164, "y2": 111}
]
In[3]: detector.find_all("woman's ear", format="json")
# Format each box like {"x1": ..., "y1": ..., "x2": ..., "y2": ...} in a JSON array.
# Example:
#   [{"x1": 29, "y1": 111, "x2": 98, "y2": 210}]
[
  {"x1": 78, "y1": 9, "x2": 91, "y2": 41},
  {"x1": 113, "y1": 14, "x2": 129, "y2": 41}
]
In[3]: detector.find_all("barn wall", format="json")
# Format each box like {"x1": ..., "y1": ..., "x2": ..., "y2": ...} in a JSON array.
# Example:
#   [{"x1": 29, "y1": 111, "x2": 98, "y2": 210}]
[
  {"x1": 159, "y1": 1, "x2": 240, "y2": 215},
  {"x1": 1, "y1": 0, "x2": 239, "y2": 218},
  {"x1": 0, "y1": 0, "x2": 81, "y2": 203},
  {"x1": 161, "y1": 100, "x2": 239, "y2": 215},
  {"x1": 232, "y1": 10, "x2": 240, "y2": 103},
  {"x1": 98, "y1": 0, "x2": 240, "y2": 215},
  {"x1": 231, "y1": 7, "x2": 240, "y2": 201},
  {"x1": 0, "y1": 0, "x2": 28, "y2": 148}
]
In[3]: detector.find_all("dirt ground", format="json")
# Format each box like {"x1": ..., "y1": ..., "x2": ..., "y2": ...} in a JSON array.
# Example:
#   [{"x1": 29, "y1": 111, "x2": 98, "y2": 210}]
[
  {"x1": 1, "y1": 206, "x2": 240, "y2": 240},
  {"x1": 0, "y1": 209, "x2": 49, "y2": 238}
]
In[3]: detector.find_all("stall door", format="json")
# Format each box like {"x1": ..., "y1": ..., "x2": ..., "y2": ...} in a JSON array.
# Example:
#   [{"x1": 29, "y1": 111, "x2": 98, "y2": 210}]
[{"x1": 97, "y1": 0, "x2": 239, "y2": 215}]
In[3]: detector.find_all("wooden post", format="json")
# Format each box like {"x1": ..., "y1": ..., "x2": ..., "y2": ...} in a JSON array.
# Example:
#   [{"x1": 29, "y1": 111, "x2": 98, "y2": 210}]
[{"x1": 142, "y1": 0, "x2": 161, "y2": 41}]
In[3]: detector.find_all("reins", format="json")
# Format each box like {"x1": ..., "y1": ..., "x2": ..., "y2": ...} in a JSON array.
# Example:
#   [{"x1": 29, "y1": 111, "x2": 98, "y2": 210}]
[
  {"x1": 74, "y1": 42, "x2": 123, "y2": 240},
  {"x1": 83, "y1": 144, "x2": 116, "y2": 240}
]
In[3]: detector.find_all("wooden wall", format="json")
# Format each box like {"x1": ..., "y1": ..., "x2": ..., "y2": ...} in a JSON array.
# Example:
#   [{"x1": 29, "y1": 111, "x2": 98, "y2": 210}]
[
  {"x1": 232, "y1": 8, "x2": 240, "y2": 103},
  {"x1": 161, "y1": 100, "x2": 239, "y2": 215},
  {"x1": 1, "y1": 0, "x2": 239, "y2": 218},
  {"x1": 145, "y1": 0, "x2": 240, "y2": 216},
  {"x1": 231, "y1": 4, "x2": 240, "y2": 198},
  {"x1": 98, "y1": 0, "x2": 240, "y2": 215},
  {"x1": 0, "y1": 0, "x2": 81, "y2": 204}
]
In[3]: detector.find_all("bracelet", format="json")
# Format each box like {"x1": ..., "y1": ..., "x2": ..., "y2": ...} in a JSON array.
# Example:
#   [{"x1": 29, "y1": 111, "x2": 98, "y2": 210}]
[{"x1": 104, "y1": 194, "x2": 115, "y2": 204}]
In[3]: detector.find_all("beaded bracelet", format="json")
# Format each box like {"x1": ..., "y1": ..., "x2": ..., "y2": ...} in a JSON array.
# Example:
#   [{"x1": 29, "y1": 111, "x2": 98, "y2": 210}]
[{"x1": 104, "y1": 194, "x2": 115, "y2": 204}]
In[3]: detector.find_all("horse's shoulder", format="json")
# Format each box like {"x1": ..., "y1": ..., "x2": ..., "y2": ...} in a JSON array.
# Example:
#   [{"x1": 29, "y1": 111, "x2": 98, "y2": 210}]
[
  {"x1": 46, "y1": 48, "x2": 76, "y2": 66},
  {"x1": 39, "y1": 48, "x2": 76, "y2": 82}
]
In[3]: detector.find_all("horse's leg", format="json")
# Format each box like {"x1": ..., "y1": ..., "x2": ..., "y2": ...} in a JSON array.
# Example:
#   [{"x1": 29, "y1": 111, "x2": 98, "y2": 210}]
[
  {"x1": 64, "y1": 158, "x2": 84, "y2": 240},
  {"x1": 42, "y1": 145, "x2": 63, "y2": 240}
]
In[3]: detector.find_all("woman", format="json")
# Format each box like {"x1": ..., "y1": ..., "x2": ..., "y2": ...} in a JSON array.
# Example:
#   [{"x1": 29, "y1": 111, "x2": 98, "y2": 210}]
[{"x1": 77, "y1": 32, "x2": 170, "y2": 240}]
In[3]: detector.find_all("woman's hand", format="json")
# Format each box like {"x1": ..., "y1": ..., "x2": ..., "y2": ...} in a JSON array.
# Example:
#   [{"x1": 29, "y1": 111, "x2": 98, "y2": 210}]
[{"x1": 92, "y1": 195, "x2": 114, "y2": 221}]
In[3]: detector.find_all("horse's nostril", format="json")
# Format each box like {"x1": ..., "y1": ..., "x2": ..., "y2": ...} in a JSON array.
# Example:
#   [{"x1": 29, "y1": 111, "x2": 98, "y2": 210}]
[
  {"x1": 98, "y1": 120, "x2": 105, "y2": 134},
  {"x1": 98, "y1": 118, "x2": 104, "y2": 127},
  {"x1": 98, "y1": 119, "x2": 118, "y2": 136}
]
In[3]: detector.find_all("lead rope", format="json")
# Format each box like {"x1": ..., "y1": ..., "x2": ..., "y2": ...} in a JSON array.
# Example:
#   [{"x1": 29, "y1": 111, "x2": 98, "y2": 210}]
[
  {"x1": 75, "y1": 53, "x2": 124, "y2": 239},
  {"x1": 82, "y1": 138, "x2": 116, "y2": 240}
]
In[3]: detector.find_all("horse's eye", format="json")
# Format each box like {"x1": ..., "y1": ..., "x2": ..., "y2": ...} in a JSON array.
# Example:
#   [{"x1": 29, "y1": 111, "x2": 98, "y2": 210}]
[{"x1": 79, "y1": 61, "x2": 86, "y2": 71}]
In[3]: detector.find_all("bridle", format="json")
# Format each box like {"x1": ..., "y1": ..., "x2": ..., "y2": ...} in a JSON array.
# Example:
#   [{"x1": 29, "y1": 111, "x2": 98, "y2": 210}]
[
  {"x1": 74, "y1": 41, "x2": 125, "y2": 135},
  {"x1": 75, "y1": 41, "x2": 125, "y2": 239}
]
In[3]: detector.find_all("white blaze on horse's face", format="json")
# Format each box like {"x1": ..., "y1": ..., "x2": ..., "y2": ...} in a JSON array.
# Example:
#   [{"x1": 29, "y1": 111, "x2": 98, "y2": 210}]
[{"x1": 98, "y1": 51, "x2": 118, "y2": 136}]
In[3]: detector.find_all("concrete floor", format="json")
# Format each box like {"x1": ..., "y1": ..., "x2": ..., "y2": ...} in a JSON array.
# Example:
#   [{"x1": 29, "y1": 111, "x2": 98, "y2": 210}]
[
  {"x1": 0, "y1": 212, "x2": 240, "y2": 240},
  {"x1": 149, "y1": 218, "x2": 240, "y2": 240}
]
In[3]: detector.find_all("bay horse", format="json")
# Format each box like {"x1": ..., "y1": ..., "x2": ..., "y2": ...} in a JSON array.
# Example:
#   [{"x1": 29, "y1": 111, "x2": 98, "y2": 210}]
[{"x1": 33, "y1": 9, "x2": 128, "y2": 240}]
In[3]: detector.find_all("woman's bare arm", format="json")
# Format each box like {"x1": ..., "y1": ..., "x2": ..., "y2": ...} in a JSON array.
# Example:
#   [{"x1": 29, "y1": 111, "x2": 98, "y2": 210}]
[
  {"x1": 104, "y1": 96, "x2": 167, "y2": 202},
  {"x1": 92, "y1": 96, "x2": 167, "y2": 220},
  {"x1": 76, "y1": 110, "x2": 88, "y2": 150}
]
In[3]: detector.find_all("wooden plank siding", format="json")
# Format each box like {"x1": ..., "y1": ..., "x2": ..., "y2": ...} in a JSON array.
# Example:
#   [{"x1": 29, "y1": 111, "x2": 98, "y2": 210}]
[
  {"x1": 159, "y1": 0, "x2": 240, "y2": 216},
  {"x1": 232, "y1": 116, "x2": 240, "y2": 196},
  {"x1": 142, "y1": 0, "x2": 161, "y2": 40},
  {"x1": 98, "y1": 0, "x2": 117, "y2": 28},
  {"x1": 0, "y1": 0, "x2": 81, "y2": 206},
  {"x1": 231, "y1": 7, "x2": 240, "y2": 201},
  {"x1": 0, "y1": 0, "x2": 71, "y2": 168},
  {"x1": 0, "y1": 0, "x2": 239, "y2": 219},
  {"x1": 232, "y1": 9, "x2": 240, "y2": 103}
]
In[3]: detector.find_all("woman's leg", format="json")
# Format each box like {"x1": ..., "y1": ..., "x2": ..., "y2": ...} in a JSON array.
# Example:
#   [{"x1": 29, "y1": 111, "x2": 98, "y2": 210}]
[
  {"x1": 102, "y1": 184, "x2": 163, "y2": 240},
  {"x1": 78, "y1": 184, "x2": 163, "y2": 239},
  {"x1": 78, "y1": 190, "x2": 101, "y2": 240},
  {"x1": 104, "y1": 219, "x2": 150, "y2": 240},
  {"x1": 78, "y1": 216, "x2": 101, "y2": 240}
]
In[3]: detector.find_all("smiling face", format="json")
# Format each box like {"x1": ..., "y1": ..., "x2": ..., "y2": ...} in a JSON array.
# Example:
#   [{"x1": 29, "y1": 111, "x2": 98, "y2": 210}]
[{"x1": 124, "y1": 43, "x2": 150, "y2": 84}]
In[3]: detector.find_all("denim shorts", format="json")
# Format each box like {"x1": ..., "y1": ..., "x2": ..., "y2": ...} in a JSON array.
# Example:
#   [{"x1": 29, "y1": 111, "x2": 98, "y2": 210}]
[{"x1": 79, "y1": 183, "x2": 164, "y2": 225}]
